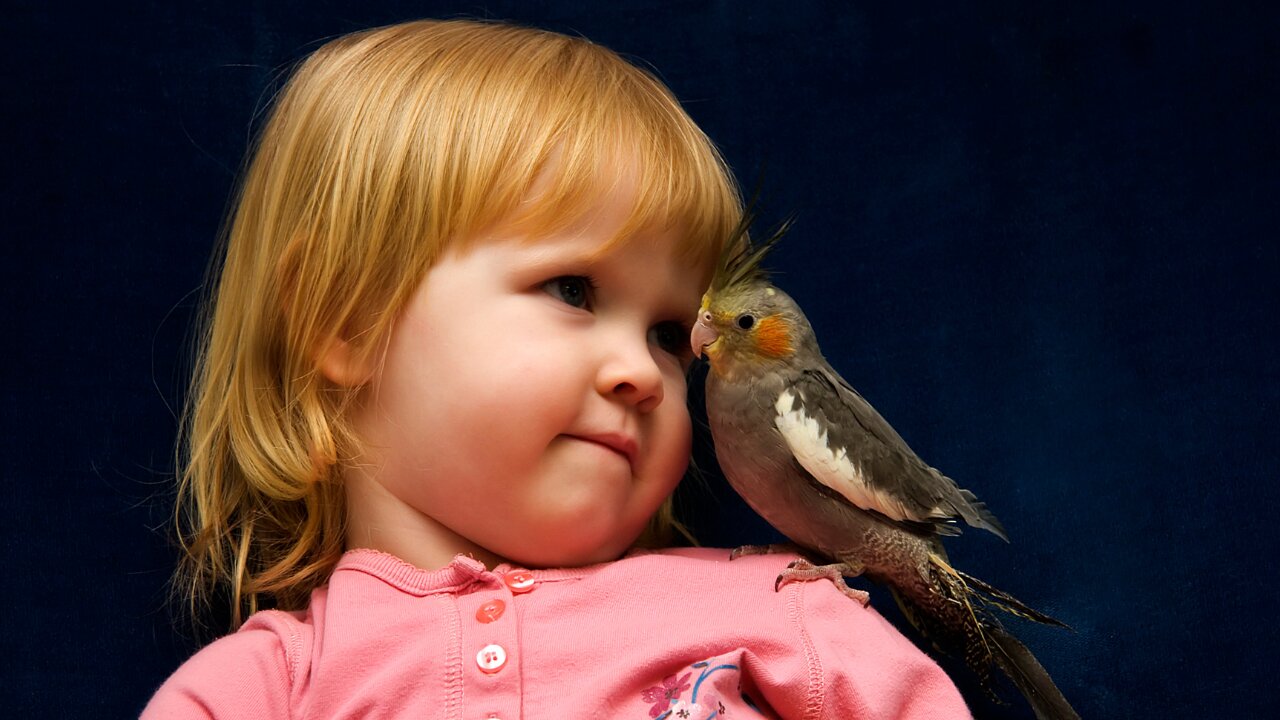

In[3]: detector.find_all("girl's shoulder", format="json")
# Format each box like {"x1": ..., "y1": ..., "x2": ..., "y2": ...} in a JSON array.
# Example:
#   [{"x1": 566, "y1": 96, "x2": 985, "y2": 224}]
[
  {"x1": 574, "y1": 546, "x2": 887, "y2": 629},
  {"x1": 534, "y1": 548, "x2": 969, "y2": 717},
  {"x1": 141, "y1": 610, "x2": 308, "y2": 718}
]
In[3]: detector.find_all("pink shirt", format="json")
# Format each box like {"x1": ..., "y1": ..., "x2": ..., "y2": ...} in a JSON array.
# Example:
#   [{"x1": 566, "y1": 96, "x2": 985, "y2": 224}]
[{"x1": 143, "y1": 547, "x2": 970, "y2": 719}]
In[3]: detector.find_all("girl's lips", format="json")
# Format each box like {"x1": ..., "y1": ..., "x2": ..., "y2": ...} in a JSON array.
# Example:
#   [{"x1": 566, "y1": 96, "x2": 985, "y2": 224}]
[{"x1": 568, "y1": 432, "x2": 637, "y2": 466}]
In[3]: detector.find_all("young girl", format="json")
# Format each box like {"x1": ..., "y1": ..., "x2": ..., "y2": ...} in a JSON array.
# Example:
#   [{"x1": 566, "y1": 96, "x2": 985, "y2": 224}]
[{"x1": 145, "y1": 19, "x2": 970, "y2": 719}]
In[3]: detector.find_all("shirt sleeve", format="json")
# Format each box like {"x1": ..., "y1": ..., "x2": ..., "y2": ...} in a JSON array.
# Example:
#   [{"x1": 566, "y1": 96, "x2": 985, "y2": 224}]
[
  {"x1": 794, "y1": 579, "x2": 972, "y2": 719},
  {"x1": 140, "y1": 614, "x2": 300, "y2": 720}
]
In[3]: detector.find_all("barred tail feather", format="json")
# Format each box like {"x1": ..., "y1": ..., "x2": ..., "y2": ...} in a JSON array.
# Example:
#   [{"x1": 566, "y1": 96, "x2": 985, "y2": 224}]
[
  {"x1": 989, "y1": 626, "x2": 1081, "y2": 720},
  {"x1": 916, "y1": 554, "x2": 1079, "y2": 720},
  {"x1": 955, "y1": 568, "x2": 1071, "y2": 629}
]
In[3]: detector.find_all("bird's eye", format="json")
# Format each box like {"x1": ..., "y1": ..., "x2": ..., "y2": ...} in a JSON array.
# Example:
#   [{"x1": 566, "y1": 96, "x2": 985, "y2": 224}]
[
  {"x1": 542, "y1": 275, "x2": 595, "y2": 310},
  {"x1": 737, "y1": 314, "x2": 756, "y2": 330}
]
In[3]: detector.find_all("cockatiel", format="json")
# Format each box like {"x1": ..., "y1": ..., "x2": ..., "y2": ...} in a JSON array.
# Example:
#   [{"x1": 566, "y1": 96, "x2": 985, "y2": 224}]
[{"x1": 690, "y1": 221, "x2": 1079, "y2": 720}]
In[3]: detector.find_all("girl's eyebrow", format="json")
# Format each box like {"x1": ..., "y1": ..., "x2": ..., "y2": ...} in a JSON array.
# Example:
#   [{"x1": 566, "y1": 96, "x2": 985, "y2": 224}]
[
  {"x1": 518, "y1": 247, "x2": 635, "y2": 284},
  {"x1": 514, "y1": 239, "x2": 702, "y2": 311},
  {"x1": 515, "y1": 241, "x2": 602, "y2": 269},
  {"x1": 502, "y1": 247, "x2": 592, "y2": 281}
]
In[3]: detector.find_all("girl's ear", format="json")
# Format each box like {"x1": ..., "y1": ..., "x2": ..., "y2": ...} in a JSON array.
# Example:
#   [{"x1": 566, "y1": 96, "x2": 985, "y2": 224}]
[
  {"x1": 317, "y1": 336, "x2": 377, "y2": 388},
  {"x1": 278, "y1": 234, "x2": 379, "y2": 389}
]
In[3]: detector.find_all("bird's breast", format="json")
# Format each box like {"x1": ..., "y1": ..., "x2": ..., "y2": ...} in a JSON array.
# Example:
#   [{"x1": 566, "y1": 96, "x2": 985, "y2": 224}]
[{"x1": 705, "y1": 374, "x2": 878, "y2": 555}]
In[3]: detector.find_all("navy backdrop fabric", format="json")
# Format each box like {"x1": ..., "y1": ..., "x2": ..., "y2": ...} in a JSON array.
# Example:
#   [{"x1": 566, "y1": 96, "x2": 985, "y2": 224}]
[{"x1": 3, "y1": 2, "x2": 1277, "y2": 717}]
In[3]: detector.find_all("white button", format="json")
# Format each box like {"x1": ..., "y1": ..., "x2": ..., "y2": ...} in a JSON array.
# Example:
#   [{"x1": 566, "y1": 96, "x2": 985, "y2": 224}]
[
  {"x1": 476, "y1": 643, "x2": 507, "y2": 673},
  {"x1": 503, "y1": 570, "x2": 536, "y2": 593}
]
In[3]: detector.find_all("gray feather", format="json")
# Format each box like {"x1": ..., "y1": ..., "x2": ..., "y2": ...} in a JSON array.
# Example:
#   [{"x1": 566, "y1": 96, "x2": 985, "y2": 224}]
[{"x1": 791, "y1": 366, "x2": 1009, "y2": 541}]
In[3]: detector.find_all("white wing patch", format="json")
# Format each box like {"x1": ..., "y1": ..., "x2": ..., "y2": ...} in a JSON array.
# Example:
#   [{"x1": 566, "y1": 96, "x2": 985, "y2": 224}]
[{"x1": 774, "y1": 389, "x2": 916, "y2": 522}]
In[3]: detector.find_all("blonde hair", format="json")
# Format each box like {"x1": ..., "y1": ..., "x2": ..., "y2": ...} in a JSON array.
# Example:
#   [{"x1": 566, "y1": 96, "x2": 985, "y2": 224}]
[{"x1": 176, "y1": 18, "x2": 742, "y2": 629}]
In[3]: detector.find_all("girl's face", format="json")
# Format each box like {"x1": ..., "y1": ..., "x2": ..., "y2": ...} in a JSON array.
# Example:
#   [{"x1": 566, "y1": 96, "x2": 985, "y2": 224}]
[{"x1": 342, "y1": 181, "x2": 706, "y2": 570}]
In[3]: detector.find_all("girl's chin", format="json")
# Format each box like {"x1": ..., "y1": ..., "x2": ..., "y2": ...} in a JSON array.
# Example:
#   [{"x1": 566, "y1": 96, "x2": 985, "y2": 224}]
[{"x1": 500, "y1": 533, "x2": 634, "y2": 570}]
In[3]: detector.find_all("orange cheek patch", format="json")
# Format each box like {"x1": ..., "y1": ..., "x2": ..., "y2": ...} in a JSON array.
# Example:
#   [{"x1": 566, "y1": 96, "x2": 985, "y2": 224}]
[{"x1": 754, "y1": 315, "x2": 794, "y2": 358}]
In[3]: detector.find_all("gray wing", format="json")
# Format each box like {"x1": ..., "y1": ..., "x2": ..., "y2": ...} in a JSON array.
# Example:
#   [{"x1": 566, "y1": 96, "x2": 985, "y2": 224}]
[{"x1": 773, "y1": 366, "x2": 1007, "y2": 540}]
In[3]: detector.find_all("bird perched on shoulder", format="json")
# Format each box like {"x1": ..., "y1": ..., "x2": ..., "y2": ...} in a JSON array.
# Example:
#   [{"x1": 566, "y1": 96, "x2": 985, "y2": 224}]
[{"x1": 690, "y1": 217, "x2": 1079, "y2": 720}]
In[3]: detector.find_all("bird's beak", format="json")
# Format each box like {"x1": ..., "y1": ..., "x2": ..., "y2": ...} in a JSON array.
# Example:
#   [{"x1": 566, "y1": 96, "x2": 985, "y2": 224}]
[{"x1": 691, "y1": 312, "x2": 720, "y2": 360}]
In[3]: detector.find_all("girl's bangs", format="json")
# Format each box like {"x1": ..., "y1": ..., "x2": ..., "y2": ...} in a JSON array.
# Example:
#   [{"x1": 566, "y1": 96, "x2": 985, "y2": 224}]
[{"x1": 486, "y1": 58, "x2": 739, "y2": 276}]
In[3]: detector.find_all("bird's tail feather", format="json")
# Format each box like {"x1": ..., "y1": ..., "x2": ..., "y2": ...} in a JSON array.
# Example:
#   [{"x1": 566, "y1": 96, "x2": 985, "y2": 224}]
[
  {"x1": 917, "y1": 554, "x2": 1079, "y2": 720},
  {"x1": 954, "y1": 567, "x2": 1070, "y2": 628},
  {"x1": 989, "y1": 625, "x2": 1081, "y2": 720}
]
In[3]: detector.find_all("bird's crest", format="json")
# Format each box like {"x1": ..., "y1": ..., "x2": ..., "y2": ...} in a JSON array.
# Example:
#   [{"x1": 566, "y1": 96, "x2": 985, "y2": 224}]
[{"x1": 709, "y1": 209, "x2": 793, "y2": 293}]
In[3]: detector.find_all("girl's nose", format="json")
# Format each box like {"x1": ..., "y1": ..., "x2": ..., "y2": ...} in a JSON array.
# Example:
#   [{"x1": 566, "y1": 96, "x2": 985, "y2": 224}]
[{"x1": 597, "y1": 336, "x2": 665, "y2": 413}]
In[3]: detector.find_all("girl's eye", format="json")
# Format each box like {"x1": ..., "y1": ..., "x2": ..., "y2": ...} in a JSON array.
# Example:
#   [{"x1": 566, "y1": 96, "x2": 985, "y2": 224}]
[
  {"x1": 651, "y1": 321, "x2": 690, "y2": 357},
  {"x1": 542, "y1": 275, "x2": 595, "y2": 310}
]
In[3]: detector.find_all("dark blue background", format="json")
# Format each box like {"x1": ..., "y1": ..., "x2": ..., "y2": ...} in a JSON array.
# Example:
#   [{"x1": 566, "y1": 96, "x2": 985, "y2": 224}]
[{"x1": 3, "y1": 2, "x2": 1276, "y2": 717}]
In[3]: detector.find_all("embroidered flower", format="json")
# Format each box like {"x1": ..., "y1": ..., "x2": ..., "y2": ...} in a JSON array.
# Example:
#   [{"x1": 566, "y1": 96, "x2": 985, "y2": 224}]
[{"x1": 642, "y1": 672, "x2": 692, "y2": 717}]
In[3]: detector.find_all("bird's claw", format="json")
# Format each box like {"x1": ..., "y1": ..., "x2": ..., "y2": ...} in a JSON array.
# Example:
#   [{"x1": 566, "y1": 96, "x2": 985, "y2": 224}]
[{"x1": 774, "y1": 558, "x2": 871, "y2": 606}]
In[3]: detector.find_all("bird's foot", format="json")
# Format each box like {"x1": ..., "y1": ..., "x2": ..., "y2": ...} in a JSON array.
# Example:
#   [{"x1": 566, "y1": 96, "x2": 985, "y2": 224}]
[
  {"x1": 774, "y1": 558, "x2": 871, "y2": 606},
  {"x1": 729, "y1": 542, "x2": 805, "y2": 560}
]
